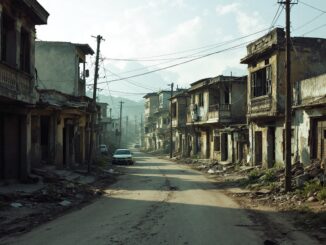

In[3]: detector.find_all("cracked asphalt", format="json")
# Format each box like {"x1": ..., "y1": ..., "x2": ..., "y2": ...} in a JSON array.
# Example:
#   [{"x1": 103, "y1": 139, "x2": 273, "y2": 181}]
[{"x1": 1, "y1": 151, "x2": 318, "y2": 245}]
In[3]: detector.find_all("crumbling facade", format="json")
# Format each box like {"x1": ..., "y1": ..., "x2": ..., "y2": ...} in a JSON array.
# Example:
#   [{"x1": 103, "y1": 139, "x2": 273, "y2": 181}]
[
  {"x1": 241, "y1": 28, "x2": 326, "y2": 168},
  {"x1": 0, "y1": 0, "x2": 49, "y2": 181},
  {"x1": 293, "y1": 73, "x2": 326, "y2": 170},
  {"x1": 143, "y1": 93, "x2": 159, "y2": 151},
  {"x1": 170, "y1": 91, "x2": 190, "y2": 157},
  {"x1": 32, "y1": 41, "x2": 94, "y2": 169},
  {"x1": 186, "y1": 75, "x2": 247, "y2": 162}
]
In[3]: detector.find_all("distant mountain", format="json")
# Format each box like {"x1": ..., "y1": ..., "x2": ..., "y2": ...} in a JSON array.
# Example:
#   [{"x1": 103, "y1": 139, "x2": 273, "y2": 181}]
[{"x1": 87, "y1": 92, "x2": 144, "y2": 119}]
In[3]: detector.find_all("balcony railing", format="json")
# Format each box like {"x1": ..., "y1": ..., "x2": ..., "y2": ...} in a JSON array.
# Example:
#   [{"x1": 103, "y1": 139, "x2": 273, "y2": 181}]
[
  {"x1": 208, "y1": 104, "x2": 230, "y2": 112},
  {"x1": 250, "y1": 95, "x2": 272, "y2": 113},
  {"x1": 208, "y1": 104, "x2": 231, "y2": 120},
  {"x1": 0, "y1": 62, "x2": 33, "y2": 103}
]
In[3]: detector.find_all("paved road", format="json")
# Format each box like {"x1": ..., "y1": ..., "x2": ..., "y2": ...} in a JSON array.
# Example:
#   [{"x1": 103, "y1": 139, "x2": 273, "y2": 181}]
[{"x1": 1, "y1": 152, "x2": 317, "y2": 245}]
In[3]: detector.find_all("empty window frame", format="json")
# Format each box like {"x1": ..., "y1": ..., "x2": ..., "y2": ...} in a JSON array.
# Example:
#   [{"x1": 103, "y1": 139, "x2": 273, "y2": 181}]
[
  {"x1": 251, "y1": 66, "x2": 272, "y2": 98},
  {"x1": 20, "y1": 28, "x2": 31, "y2": 73},
  {"x1": 171, "y1": 102, "x2": 177, "y2": 118},
  {"x1": 1, "y1": 13, "x2": 16, "y2": 66},
  {"x1": 198, "y1": 93, "x2": 204, "y2": 107}
]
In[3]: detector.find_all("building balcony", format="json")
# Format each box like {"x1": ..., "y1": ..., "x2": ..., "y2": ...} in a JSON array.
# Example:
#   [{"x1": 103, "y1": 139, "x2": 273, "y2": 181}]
[
  {"x1": 0, "y1": 62, "x2": 33, "y2": 103},
  {"x1": 249, "y1": 95, "x2": 272, "y2": 114},
  {"x1": 207, "y1": 104, "x2": 231, "y2": 122}
]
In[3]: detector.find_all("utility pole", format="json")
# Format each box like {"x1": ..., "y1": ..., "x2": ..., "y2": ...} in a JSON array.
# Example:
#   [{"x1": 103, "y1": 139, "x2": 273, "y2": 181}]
[
  {"x1": 119, "y1": 101, "x2": 124, "y2": 148},
  {"x1": 279, "y1": 0, "x2": 297, "y2": 192},
  {"x1": 168, "y1": 83, "x2": 174, "y2": 158},
  {"x1": 109, "y1": 108, "x2": 112, "y2": 120},
  {"x1": 88, "y1": 35, "x2": 104, "y2": 173}
]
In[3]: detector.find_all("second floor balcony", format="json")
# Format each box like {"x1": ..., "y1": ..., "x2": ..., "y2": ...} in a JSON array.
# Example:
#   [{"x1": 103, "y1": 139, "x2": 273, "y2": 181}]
[
  {"x1": 0, "y1": 62, "x2": 33, "y2": 104},
  {"x1": 207, "y1": 104, "x2": 231, "y2": 122}
]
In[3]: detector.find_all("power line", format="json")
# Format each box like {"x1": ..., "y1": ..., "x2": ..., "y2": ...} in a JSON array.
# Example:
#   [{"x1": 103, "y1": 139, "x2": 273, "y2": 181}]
[
  {"x1": 302, "y1": 23, "x2": 326, "y2": 36},
  {"x1": 294, "y1": 12, "x2": 325, "y2": 31},
  {"x1": 300, "y1": 1, "x2": 326, "y2": 13},
  {"x1": 105, "y1": 28, "x2": 269, "y2": 62},
  {"x1": 97, "y1": 40, "x2": 252, "y2": 84},
  {"x1": 269, "y1": 4, "x2": 284, "y2": 32}
]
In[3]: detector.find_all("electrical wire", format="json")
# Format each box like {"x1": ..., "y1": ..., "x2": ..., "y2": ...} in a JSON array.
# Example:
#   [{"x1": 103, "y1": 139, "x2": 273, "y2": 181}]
[
  {"x1": 269, "y1": 4, "x2": 284, "y2": 32},
  {"x1": 97, "y1": 40, "x2": 252, "y2": 85},
  {"x1": 299, "y1": 1, "x2": 326, "y2": 13},
  {"x1": 105, "y1": 28, "x2": 270, "y2": 62},
  {"x1": 302, "y1": 23, "x2": 326, "y2": 36},
  {"x1": 294, "y1": 12, "x2": 325, "y2": 31}
]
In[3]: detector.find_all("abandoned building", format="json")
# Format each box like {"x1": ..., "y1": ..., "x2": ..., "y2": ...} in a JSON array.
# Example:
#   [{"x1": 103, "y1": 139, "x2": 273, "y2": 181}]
[
  {"x1": 143, "y1": 92, "x2": 159, "y2": 151},
  {"x1": 293, "y1": 73, "x2": 326, "y2": 169},
  {"x1": 186, "y1": 75, "x2": 248, "y2": 162},
  {"x1": 153, "y1": 90, "x2": 171, "y2": 152},
  {"x1": 32, "y1": 41, "x2": 94, "y2": 169},
  {"x1": 170, "y1": 90, "x2": 190, "y2": 157},
  {"x1": 241, "y1": 27, "x2": 326, "y2": 168},
  {"x1": 0, "y1": 0, "x2": 49, "y2": 181}
]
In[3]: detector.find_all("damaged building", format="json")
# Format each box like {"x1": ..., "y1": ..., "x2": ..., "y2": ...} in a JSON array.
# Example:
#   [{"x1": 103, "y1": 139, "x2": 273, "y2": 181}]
[
  {"x1": 293, "y1": 73, "x2": 326, "y2": 170},
  {"x1": 0, "y1": 0, "x2": 49, "y2": 181},
  {"x1": 241, "y1": 27, "x2": 326, "y2": 168},
  {"x1": 32, "y1": 41, "x2": 94, "y2": 169},
  {"x1": 170, "y1": 90, "x2": 190, "y2": 157},
  {"x1": 186, "y1": 75, "x2": 248, "y2": 163}
]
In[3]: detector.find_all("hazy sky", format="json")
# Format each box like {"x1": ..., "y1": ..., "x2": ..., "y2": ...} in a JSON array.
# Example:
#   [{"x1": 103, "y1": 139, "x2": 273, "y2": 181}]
[{"x1": 36, "y1": 0, "x2": 326, "y2": 102}]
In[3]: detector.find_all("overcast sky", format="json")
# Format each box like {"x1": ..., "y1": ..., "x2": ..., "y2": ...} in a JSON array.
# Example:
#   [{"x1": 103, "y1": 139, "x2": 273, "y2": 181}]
[{"x1": 36, "y1": 0, "x2": 326, "y2": 102}]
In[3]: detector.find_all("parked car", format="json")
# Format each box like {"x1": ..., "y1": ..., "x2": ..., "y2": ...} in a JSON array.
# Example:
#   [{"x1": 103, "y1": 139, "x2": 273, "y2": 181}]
[
  {"x1": 112, "y1": 149, "x2": 134, "y2": 165},
  {"x1": 134, "y1": 144, "x2": 140, "y2": 148},
  {"x1": 99, "y1": 144, "x2": 109, "y2": 155}
]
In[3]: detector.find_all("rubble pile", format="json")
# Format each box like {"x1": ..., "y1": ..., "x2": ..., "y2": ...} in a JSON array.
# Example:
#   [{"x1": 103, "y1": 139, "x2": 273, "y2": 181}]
[{"x1": 0, "y1": 166, "x2": 119, "y2": 238}]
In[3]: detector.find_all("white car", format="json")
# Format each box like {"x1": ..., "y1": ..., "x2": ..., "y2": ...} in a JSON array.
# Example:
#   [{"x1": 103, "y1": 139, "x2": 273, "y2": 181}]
[
  {"x1": 99, "y1": 144, "x2": 109, "y2": 155},
  {"x1": 112, "y1": 149, "x2": 134, "y2": 165}
]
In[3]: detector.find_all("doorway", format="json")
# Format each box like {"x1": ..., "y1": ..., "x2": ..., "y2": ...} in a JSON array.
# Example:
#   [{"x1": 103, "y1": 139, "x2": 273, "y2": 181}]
[{"x1": 255, "y1": 131, "x2": 263, "y2": 165}]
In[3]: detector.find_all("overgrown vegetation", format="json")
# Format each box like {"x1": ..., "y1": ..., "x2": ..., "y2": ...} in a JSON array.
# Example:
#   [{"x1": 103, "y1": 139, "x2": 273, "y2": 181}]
[{"x1": 295, "y1": 180, "x2": 326, "y2": 201}]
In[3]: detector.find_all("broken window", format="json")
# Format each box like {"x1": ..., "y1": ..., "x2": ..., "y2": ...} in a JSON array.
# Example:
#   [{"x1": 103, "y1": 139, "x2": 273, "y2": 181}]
[
  {"x1": 198, "y1": 93, "x2": 204, "y2": 107},
  {"x1": 20, "y1": 28, "x2": 31, "y2": 73},
  {"x1": 1, "y1": 13, "x2": 16, "y2": 66},
  {"x1": 224, "y1": 87, "x2": 230, "y2": 104},
  {"x1": 251, "y1": 66, "x2": 272, "y2": 98},
  {"x1": 171, "y1": 102, "x2": 177, "y2": 118}
]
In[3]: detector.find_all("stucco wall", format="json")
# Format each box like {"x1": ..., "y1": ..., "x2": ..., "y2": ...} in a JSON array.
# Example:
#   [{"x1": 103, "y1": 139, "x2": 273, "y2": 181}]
[{"x1": 36, "y1": 42, "x2": 77, "y2": 95}]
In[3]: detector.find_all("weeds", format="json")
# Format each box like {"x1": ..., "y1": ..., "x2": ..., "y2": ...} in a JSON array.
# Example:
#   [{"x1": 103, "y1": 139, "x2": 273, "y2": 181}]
[{"x1": 317, "y1": 188, "x2": 326, "y2": 201}]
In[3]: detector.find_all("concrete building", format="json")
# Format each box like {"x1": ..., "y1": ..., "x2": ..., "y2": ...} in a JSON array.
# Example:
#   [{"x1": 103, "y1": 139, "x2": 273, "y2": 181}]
[
  {"x1": 143, "y1": 93, "x2": 159, "y2": 151},
  {"x1": 186, "y1": 75, "x2": 247, "y2": 162},
  {"x1": 0, "y1": 0, "x2": 49, "y2": 181},
  {"x1": 293, "y1": 73, "x2": 326, "y2": 170},
  {"x1": 31, "y1": 41, "x2": 94, "y2": 169},
  {"x1": 153, "y1": 90, "x2": 171, "y2": 152},
  {"x1": 170, "y1": 91, "x2": 190, "y2": 157},
  {"x1": 241, "y1": 28, "x2": 326, "y2": 168}
]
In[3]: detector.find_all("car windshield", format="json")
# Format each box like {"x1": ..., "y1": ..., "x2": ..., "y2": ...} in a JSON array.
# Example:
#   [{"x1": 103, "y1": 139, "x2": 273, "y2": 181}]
[{"x1": 115, "y1": 150, "x2": 131, "y2": 155}]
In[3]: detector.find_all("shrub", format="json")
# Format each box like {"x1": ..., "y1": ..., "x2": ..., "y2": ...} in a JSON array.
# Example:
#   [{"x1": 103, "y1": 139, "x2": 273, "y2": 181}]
[{"x1": 317, "y1": 188, "x2": 326, "y2": 201}]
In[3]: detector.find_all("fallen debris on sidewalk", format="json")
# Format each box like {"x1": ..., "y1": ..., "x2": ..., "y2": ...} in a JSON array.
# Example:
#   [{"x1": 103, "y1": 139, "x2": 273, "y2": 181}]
[{"x1": 0, "y1": 164, "x2": 121, "y2": 239}]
